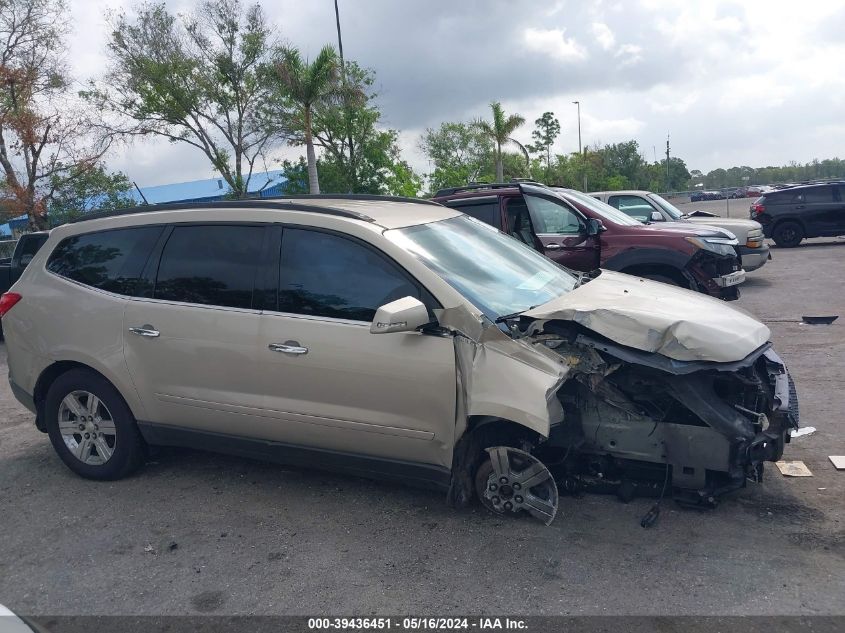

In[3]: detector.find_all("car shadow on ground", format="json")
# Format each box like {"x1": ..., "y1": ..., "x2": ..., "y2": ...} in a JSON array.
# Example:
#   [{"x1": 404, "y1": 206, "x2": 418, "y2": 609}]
[
  {"x1": 770, "y1": 238, "x2": 845, "y2": 249},
  {"x1": 742, "y1": 275, "x2": 772, "y2": 288}
]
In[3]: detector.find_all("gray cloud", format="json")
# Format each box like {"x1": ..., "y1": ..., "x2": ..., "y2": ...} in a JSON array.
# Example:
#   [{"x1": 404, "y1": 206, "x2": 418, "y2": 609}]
[{"x1": 69, "y1": 0, "x2": 845, "y2": 183}]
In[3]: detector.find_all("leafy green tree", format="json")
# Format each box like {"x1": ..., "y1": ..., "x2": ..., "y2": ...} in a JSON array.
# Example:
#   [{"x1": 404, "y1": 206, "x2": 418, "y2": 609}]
[
  {"x1": 273, "y1": 45, "x2": 340, "y2": 194},
  {"x1": 527, "y1": 112, "x2": 560, "y2": 179},
  {"x1": 85, "y1": 0, "x2": 284, "y2": 198},
  {"x1": 48, "y1": 164, "x2": 135, "y2": 224},
  {"x1": 280, "y1": 63, "x2": 422, "y2": 198},
  {"x1": 478, "y1": 102, "x2": 527, "y2": 182},
  {"x1": 659, "y1": 157, "x2": 690, "y2": 192},
  {"x1": 306, "y1": 62, "x2": 418, "y2": 195},
  {"x1": 419, "y1": 122, "x2": 493, "y2": 192},
  {"x1": 1, "y1": 0, "x2": 110, "y2": 230},
  {"x1": 601, "y1": 141, "x2": 646, "y2": 188}
]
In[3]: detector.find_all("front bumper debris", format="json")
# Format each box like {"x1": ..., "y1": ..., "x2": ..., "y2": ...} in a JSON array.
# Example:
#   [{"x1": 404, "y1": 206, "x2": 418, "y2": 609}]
[
  {"x1": 538, "y1": 327, "x2": 799, "y2": 507},
  {"x1": 713, "y1": 269, "x2": 746, "y2": 288}
]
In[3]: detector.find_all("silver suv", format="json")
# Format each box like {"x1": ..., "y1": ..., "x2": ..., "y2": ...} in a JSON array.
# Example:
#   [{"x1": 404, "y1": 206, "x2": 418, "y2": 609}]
[{"x1": 1, "y1": 196, "x2": 799, "y2": 524}]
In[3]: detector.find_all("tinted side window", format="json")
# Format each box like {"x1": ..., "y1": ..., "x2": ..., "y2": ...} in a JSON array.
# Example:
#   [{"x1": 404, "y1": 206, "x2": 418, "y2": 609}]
[
  {"x1": 277, "y1": 229, "x2": 418, "y2": 322},
  {"x1": 803, "y1": 186, "x2": 833, "y2": 203},
  {"x1": 154, "y1": 225, "x2": 262, "y2": 309},
  {"x1": 47, "y1": 226, "x2": 164, "y2": 296},
  {"x1": 449, "y1": 201, "x2": 501, "y2": 228}
]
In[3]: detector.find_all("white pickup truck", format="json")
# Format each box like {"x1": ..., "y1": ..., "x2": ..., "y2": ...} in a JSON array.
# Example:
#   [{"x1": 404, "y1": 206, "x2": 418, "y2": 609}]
[{"x1": 589, "y1": 190, "x2": 770, "y2": 272}]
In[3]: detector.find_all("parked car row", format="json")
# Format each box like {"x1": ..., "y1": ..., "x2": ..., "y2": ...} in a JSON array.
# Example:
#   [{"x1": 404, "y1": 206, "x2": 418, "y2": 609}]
[{"x1": 0, "y1": 187, "x2": 802, "y2": 526}]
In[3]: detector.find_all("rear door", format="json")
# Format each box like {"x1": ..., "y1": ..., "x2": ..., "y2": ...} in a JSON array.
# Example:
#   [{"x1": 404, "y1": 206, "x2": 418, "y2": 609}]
[
  {"x1": 513, "y1": 184, "x2": 600, "y2": 271},
  {"x1": 442, "y1": 197, "x2": 502, "y2": 229},
  {"x1": 793, "y1": 186, "x2": 837, "y2": 236},
  {"x1": 123, "y1": 223, "x2": 269, "y2": 437},
  {"x1": 834, "y1": 186, "x2": 845, "y2": 236}
]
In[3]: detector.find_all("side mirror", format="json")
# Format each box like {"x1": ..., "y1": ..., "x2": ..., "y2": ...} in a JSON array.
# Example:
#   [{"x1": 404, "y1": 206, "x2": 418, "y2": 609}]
[
  {"x1": 19, "y1": 254, "x2": 33, "y2": 267},
  {"x1": 370, "y1": 296, "x2": 431, "y2": 334},
  {"x1": 650, "y1": 211, "x2": 663, "y2": 222},
  {"x1": 586, "y1": 218, "x2": 605, "y2": 236}
]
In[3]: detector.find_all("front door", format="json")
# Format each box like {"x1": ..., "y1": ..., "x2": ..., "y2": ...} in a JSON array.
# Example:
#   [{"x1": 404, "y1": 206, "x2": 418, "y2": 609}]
[
  {"x1": 256, "y1": 226, "x2": 457, "y2": 470},
  {"x1": 506, "y1": 187, "x2": 600, "y2": 271}
]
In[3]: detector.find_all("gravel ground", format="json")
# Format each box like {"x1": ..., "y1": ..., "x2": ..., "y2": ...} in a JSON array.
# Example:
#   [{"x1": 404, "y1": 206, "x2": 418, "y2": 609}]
[{"x1": 0, "y1": 222, "x2": 843, "y2": 616}]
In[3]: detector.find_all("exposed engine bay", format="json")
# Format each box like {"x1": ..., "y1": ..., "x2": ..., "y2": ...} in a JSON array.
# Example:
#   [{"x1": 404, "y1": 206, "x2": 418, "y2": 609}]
[{"x1": 531, "y1": 322, "x2": 799, "y2": 508}]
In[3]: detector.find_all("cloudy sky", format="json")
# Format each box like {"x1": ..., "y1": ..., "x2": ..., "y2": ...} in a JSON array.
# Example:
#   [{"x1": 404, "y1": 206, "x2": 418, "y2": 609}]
[{"x1": 68, "y1": 0, "x2": 845, "y2": 187}]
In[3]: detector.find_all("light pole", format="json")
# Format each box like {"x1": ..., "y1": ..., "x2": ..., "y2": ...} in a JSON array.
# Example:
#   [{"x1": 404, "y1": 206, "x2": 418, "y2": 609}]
[{"x1": 573, "y1": 101, "x2": 585, "y2": 191}]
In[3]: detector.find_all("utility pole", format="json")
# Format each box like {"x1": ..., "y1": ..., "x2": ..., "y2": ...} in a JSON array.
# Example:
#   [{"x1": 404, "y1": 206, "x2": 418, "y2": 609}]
[
  {"x1": 665, "y1": 133, "x2": 671, "y2": 193},
  {"x1": 573, "y1": 101, "x2": 585, "y2": 191},
  {"x1": 334, "y1": 0, "x2": 355, "y2": 192},
  {"x1": 334, "y1": 0, "x2": 345, "y2": 63}
]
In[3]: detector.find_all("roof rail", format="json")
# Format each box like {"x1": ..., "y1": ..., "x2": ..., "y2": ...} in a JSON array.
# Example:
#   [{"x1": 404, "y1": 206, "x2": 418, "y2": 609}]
[
  {"x1": 68, "y1": 194, "x2": 440, "y2": 225},
  {"x1": 433, "y1": 180, "x2": 545, "y2": 198}
]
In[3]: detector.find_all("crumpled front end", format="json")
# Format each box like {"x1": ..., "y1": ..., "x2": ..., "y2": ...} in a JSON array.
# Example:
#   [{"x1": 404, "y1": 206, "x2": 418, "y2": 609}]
[{"x1": 537, "y1": 325, "x2": 799, "y2": 505}]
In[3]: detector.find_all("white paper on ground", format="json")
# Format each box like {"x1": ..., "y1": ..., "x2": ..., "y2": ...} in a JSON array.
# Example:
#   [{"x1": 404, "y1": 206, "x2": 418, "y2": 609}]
[
  {"x1": 829, "y1": 456, "x2": 845, "y2": 470},
  {"x1": 790, "y1": 426, "x2": 816, "y2": 438},
  {"x1": 775, "y1": 461, "x2": 813, "y2": 477}
]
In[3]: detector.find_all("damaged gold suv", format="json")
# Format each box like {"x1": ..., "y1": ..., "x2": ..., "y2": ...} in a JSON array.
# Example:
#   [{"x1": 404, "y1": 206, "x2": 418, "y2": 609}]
[{"x1": 2, "y1": 196, "x2": 799, "y2": 524}]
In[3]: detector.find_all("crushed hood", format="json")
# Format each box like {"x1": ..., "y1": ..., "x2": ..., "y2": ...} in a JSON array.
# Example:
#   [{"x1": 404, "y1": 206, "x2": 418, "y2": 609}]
[{"x1": 523, "y1": 271, "x2": 770, "y2": 363}]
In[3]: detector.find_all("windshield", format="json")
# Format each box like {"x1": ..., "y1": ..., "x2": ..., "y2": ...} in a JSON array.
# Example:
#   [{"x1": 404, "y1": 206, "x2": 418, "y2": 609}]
[
  {"x1": 647, "y1": 193, "x2": 684, "y2": 220},
  {"x1": 556, "y1": 189, "x2": 642, "y2": 226},
  {"x1": 386, "y1": 215, "x2": 577, "y2": 321}
]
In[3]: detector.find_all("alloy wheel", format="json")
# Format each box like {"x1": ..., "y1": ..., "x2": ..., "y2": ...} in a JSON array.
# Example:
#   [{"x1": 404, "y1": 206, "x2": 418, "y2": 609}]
[
  {"x1": 478, "y1": 446, "x2": 559, "y2": 525},
  {"x1": 57, "y1": 390, "x2": 117, "y2": 465}
]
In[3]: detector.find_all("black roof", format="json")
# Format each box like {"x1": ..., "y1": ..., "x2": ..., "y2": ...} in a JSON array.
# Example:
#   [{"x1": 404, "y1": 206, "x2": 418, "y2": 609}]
[
  {"x1": 433, "y1": 180, "x2": 543, "y2": 198},
  {"x1": 70, "y1": 194, "x2": 441, "y2": 225}
]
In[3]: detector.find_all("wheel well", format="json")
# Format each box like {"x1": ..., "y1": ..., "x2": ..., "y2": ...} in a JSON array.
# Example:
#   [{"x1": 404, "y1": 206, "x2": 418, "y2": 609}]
[
  {"x1": 771, "y1": 217, "x2": 805, "y2": 234},
  {"x1": 33, "y1": 361, "x2": 109, "y2": 432},
  {"x1": 619, "y1": 264, "x2": 689, "y2": 287},
  {"x1": 446, "y1": 417, "x2": 545, "y2": 508}
]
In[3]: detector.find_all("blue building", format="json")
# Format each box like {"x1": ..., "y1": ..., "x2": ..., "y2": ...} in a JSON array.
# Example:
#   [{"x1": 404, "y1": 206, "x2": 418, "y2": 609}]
[{"x1": 0, "y1": 169, "x2": 288, "y2": 235}]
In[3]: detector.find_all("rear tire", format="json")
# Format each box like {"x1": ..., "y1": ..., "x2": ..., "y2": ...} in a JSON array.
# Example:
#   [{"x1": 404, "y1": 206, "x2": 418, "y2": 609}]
[
  {"x1": 772, "y1": 221, "x2": 803, "y2": 248},
  {"x1": 45, "y1": 368, "x2": 145, "y2": 480}
]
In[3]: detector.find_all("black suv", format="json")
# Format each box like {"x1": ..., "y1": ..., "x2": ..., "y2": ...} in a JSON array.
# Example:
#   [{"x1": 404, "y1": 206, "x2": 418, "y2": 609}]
[{"x1": 750, "y1": 182, "x2": 845, "y2": 247}]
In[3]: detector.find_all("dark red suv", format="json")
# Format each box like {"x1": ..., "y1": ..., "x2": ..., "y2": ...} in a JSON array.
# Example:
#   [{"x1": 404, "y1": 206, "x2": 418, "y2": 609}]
[{"x1": 433, "y1": 182, "x2": 745, "y2": 300}]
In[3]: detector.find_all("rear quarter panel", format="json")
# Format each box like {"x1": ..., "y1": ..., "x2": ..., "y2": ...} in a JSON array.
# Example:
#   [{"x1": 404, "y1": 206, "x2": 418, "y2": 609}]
[{"x1": 5, "y1": 249, "x2": 148, "y2": 421}]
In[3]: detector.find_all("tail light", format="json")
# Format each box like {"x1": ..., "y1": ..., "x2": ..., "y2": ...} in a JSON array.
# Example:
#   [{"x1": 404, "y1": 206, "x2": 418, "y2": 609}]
[
  {"x1": 0, "y1": 292, "x2": 22, "y2": 318},
  {"x1": 750, "y1": 201, "x2": 766, "y2": 218}
]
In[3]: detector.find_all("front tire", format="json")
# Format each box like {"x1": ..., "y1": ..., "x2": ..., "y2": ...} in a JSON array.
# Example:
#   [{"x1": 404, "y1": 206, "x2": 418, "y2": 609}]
[
  {"x1": 45, "y1": 368, "x2": 145, "y2": 480},
  {"x1": 474, "y1": 446, "x2": 559, "y2": 525},
  {"x1": 772, "y1": 221, "x2": 803, "y2": 248}
]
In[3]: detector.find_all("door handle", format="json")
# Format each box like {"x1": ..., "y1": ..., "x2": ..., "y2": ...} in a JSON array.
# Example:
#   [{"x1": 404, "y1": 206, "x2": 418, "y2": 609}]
[
  {"x1": 128, "y1": 325, "x2": 160, "y2": 338},
  {"x1": 268, "y1": 342, "x2": 308, "y2": 355},
  {"x1": 545, "y1": 243, "x2": 562, "y2": 250}
]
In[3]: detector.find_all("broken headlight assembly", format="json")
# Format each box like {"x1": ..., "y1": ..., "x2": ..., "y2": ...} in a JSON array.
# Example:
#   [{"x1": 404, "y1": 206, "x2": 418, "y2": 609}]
[{"x1": 684, "y1": 235, "x2": 739, "y2": 257}]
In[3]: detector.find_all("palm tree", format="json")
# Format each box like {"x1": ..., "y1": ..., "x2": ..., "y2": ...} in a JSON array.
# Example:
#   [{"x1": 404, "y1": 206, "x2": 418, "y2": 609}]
[
  {"x1": 274, "y1": 45, "x2": 340, "y2": 194},
  {"x1": 478, "y1": 102, "x2": 528, "y2": 182}
]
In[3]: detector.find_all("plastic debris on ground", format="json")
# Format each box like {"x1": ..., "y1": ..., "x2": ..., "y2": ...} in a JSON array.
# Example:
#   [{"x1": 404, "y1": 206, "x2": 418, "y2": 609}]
[
  {"x1": 829, "y1": 456, "x2": 845, "y2": 470},
  {"x1": 774, "y1": 461, "x2": 813, "y2": 477},
  {"x1": 790, "y1": 426, "x2": 816, "y2": 438}
]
